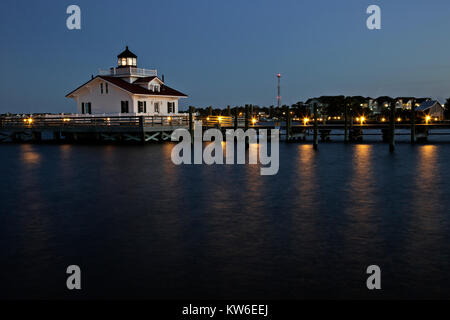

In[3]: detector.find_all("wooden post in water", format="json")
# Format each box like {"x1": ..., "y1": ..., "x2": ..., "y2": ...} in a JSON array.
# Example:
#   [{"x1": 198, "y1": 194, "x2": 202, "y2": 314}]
[
  {"x1": 313, "y1": 102, "x2": 318, "y2": 150},
  {"x1": 139, "y1": 116, "x2": 145, "y2": 143},
  {"x1": 410, "y1": 99, "x2": 416, "y2": 144},
  {"x1": 389, "y1": 102, "x2": 395, "y2": 152},
  {"x1": 189, "y1": 106, "x2": 194, "y2": 144},
  {"x1": 286, "y1": 107, "x2": 291, "y2": 142},
  {"x1": 245, "y1": 105, "x2": 249, "y2": 131},
  {"x1": 344, "y1": 104, "x2": 349, "y2": 143},
  {"x1": 234, "y1": 107, "x2": 238, "y2": 130}
]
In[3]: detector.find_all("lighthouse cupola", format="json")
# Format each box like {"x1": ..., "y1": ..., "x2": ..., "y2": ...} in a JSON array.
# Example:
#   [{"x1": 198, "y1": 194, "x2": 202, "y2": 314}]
[{"x1": 117, "y1": 46, "x2": 137, "y2": 68}]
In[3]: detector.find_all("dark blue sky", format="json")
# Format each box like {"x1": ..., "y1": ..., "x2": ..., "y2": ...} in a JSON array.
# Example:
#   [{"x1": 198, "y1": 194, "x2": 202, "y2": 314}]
[{"x1": 1, "y1": 0, "x2": 450, "y2": 113}]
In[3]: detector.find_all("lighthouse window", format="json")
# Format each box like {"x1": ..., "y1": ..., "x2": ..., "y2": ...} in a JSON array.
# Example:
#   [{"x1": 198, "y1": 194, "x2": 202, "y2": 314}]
[
  {"x1": 138, "y1": 101, "x2": 147, "y2": 113},
  {"x1": 154, "y1": 102, "x2": 160, "y2": 113},
  {"x1": 121, "y1": 101, "x2": 129, "y2": 113},
  {"x1": 81, "y1": 102, "x2": 91, "y2": 114},
  {"x1": 168, "y1": 102, "x2": 175, "y2": 113},
  {"x1": 121, "y1": 58, "x2": 126, "y2": 66}
]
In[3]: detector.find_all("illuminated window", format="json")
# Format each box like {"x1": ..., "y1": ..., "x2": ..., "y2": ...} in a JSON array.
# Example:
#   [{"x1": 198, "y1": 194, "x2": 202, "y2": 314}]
[
  {"x1": 127, "y1": 58, "x2": 133, "y2": 65},
  {"x1": 121, "y1": 58, "x2": 126, "y2": 66}
]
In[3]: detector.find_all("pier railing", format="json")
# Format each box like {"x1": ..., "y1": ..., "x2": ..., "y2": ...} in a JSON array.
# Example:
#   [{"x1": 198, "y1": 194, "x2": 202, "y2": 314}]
[
  {"x1": 0, "y1": 115, "x2": 189, "y2": 129},
  {"x1": 198, "y1": 115, "x2": 233, "y2": 127}
]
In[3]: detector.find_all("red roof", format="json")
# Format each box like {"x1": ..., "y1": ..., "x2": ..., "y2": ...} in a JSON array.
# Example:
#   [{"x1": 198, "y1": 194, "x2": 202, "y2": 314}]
[{"x1": 66, "y1": 76, "x2": 187, "y2": 97}]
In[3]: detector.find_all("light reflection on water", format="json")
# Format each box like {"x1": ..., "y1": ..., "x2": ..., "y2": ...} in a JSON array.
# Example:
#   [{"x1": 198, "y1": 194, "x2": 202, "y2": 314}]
[{"x1": 1, "y1": 143, "x2": 450, "y2": 299}]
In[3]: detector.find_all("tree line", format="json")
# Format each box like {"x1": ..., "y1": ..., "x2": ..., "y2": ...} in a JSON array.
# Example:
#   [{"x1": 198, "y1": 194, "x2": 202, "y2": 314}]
[{"x1": 186, "y1": 96, "x2": 450, "y2": 119}]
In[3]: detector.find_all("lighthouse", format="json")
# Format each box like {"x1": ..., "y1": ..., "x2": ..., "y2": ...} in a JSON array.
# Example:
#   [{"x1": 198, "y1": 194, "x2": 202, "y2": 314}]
[{"x1": 66, "y1": 46, "x2": 187, "y2": 115}]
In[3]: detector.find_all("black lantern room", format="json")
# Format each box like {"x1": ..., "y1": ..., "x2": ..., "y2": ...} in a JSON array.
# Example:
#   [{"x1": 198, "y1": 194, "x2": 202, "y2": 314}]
[{"x1": 117, "y1": 46, "x2": 137, "y2": 68}]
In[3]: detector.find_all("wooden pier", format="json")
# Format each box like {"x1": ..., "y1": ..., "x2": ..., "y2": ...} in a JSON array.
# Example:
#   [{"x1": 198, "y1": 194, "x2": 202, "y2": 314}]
[
  {"x1": 1, "y1": 113, "x2": 450, "y2": 150},
  {"x1": 0, "y1": 115, "x2": 189, "y2": 143}
]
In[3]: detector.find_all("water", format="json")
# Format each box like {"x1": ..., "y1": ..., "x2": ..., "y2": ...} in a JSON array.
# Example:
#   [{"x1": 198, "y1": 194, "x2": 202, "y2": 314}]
[{"x1": 1, "y1": 142, "x2": 450, "y2": 299}]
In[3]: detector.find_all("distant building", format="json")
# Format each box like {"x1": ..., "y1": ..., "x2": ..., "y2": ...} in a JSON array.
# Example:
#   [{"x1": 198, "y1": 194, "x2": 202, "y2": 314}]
[
  {"x1": 395, "y1": 97, "x2": 431, "y2": 110},
  {"x1": 416, "y1": 100, "x2": 445, "y2": 120},
  {"x1": 305, "y1": 98, "x2": 327, "y2": 116},
  {"x1": 66, "y1": 47, "x2": 187, "y2": 115}
]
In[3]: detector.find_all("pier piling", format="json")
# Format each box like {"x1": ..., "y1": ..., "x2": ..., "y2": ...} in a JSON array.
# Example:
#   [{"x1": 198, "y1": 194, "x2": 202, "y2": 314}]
[
  {"x1": 389, "y1": 102, "x2": 395, "y2": 152},
  {"x1": 286, "y1": 107, "x2": 291, "y2": 142},
  {"x1": 410, "y1": 99, "x2": 416, "y2": 144},
  {"x1": 313, "y1": 103, "x2": 318, "y2": 150},
  {"x1": 139, "y1": 116, "x2": 145, "y2": 143},
  {"x1": 189, "y1": 106, "x2": 194, "y2": 144},
  {"x1": 245, "y1": 105, "x2": 249, "y2": 131},
  {"x1": 344, "y1": 104, "x2": 349, "y2": 143}
]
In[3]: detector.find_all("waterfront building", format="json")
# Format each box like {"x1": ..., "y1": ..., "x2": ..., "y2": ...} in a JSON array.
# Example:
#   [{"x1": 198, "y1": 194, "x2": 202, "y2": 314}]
[
  {"x1": 416, "y1": 100, "x2": 445, "y2": 120},
  {"x1": 66, "y1": 47, "x2": 187, "y2": 115}
]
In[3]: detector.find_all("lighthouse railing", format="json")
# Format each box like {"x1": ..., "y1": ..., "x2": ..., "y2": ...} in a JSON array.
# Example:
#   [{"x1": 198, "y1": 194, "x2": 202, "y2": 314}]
[{"x1": 98, "y1": 67, "x2": 157, "y2": 77}]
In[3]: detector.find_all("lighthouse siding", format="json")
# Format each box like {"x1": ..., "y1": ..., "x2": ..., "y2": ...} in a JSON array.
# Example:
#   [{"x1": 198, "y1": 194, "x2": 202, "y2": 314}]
[
  {"x1": 73, "y1": 78, "x2": 180, "y2": 115},
  {"x1": 75, "y1": 78, "x2": 133, "y2": 114}
]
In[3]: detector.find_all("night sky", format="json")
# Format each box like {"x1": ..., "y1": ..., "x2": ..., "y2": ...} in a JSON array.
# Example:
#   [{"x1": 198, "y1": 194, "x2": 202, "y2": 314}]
[{"x1": 1, "y1": 0, "x2": 450, "y2": 113}]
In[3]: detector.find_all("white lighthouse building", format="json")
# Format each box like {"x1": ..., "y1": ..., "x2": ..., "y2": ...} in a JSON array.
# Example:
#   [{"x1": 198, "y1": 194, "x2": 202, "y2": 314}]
[{"x1": 66, "y1": 47, "x2": 187, "y2": 115}]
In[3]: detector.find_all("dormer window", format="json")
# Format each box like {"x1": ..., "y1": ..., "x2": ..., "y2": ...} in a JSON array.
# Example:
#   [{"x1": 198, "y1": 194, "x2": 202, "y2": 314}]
[
  {"x1": 117, "y1": 46, "x2": 137, "y2": 67},
  {"x1": 148, "y1": 84, "x2": 160, "y2": 92}
]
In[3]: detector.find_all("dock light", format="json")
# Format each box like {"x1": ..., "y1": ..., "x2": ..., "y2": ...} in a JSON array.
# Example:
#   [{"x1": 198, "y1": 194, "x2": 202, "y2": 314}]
[
  {"x1": 206, "y1": 117, "x2": 210, "y2": 121},
  {"x1": 355, "y1": 117, "x2": 360, "y2": 122},
  {"x1": 434, "y1": 117, "x2": 438, "y2": 121},
  {"x1": 303, "y1": 118, "x2": 310, "y2": 125},
  {"x1": 218, "y1": 116, "x2": 222, "y2": 122},
  {"x1": 251, "y1": 118, "x2": 257, "y2": 125},
  {"x1": 381, "y1": 117, "x2": 386, "y2": 122},
  {"x1": 425, "y1": 115, "x2": 431, "y2": 124},
  {"x1": 360, "y1": 116, "x2": 365, "y2": 125},
  {"x1": 397, "y1": 117, "x2": 402, "y2": 122},
  {"x1": 24, "y1": 118, "x2": 33, "y2": 124},
  {"x1": 63, "y1": 118, "x2": 71, "y2": 122},
  {"x1": 168, "y1": 116, "x2": 172, "y2": 122}
]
